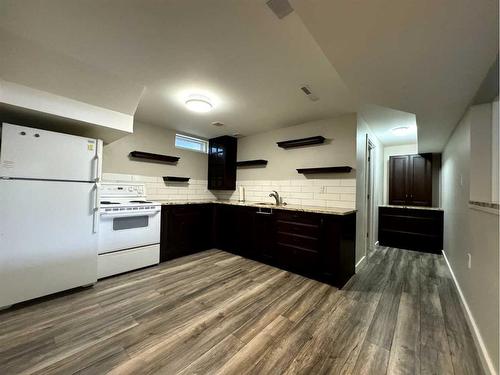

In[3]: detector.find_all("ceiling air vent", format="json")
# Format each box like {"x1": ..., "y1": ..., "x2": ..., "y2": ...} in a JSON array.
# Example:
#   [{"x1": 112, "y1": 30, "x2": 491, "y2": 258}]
[
  {"x1": 266, "y1": 0, "x2": 294, "y2": 19},
  {"x1": 211, "y1": 121, "x2": 224, "y2": 127},
  {"x1": 300, "y1": 85, "x2": 319, "y2": 102}
]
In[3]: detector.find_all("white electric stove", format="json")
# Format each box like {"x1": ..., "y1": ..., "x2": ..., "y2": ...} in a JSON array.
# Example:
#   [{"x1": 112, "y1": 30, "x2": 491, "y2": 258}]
[{"x1": 97, "y1": 182, "x2": 161, "y2": 278}]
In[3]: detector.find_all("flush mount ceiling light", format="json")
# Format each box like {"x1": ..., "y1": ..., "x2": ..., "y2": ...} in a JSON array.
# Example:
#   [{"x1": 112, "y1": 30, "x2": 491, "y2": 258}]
[
  {"x1": 391, "y1": 126, "x2": 411, "y2": 136},
  {"x1": 185, "y1": 95, "x2": 213, "y2": 113}
]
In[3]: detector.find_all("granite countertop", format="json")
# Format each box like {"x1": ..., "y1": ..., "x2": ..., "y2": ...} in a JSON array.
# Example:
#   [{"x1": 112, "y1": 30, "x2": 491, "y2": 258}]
[
  {"x1": 156, "y1": 200, "x2": 356, "y2": 216},
  {"x1": 379, "y1": 204, "x2": 444, "y2": 211}
]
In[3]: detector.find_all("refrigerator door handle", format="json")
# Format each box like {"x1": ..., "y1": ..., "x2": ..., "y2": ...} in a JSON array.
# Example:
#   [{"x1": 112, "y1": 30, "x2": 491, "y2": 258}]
[
  {"x1": 94, "y1": 140, "x2": 102, "y2": 182},
  {"x1": 93, "y1": 183, "x2": 100, "y2": 233}
]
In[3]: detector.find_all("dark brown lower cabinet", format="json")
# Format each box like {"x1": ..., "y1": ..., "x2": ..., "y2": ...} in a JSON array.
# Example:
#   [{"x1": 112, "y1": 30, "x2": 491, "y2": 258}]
[
  {"x1": 161, "y1": 203, "x2": 356, "y2": 288},
  {"x1": 254, "y1": 209, "x2": 275, "y2": 263},
  {"x1": 160, "y1": 204, "x2": 212, "y2": 262},
  {"x1": 378, "y1": 206, "x2": 443, "y2": 253}
]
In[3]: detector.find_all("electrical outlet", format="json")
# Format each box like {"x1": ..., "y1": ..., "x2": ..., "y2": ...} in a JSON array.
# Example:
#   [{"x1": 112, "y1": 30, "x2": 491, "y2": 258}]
[{"x1": 467, "y1": 253, "x2": 472, "y2": 269}]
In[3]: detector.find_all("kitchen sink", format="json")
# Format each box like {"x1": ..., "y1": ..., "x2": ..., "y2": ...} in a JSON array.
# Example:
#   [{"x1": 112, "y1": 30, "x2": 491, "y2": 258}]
[{"x1": 255, "y1": 202, "x2": 276, "y2": 206}]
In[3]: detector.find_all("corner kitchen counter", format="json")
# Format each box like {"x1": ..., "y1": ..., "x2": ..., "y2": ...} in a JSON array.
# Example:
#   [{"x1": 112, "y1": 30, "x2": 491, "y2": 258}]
[
  {"x1": 159, "y1": 199, "x2": 357, "y2": 288},
  {"x1": 156, "y1": 199, "x2": 356, "y2": 216}
]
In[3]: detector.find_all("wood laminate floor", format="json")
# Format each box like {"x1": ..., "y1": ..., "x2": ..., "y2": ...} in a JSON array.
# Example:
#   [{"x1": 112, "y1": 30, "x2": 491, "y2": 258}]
[{"x1": 0, "y1": 247, "x2": 483, "y2": 374}]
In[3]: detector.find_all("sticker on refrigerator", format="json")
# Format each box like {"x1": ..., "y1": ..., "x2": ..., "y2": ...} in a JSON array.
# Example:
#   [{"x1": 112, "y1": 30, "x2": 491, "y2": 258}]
[{"x1": 2, "y1": 160, "x2": 14, "y2": 168}]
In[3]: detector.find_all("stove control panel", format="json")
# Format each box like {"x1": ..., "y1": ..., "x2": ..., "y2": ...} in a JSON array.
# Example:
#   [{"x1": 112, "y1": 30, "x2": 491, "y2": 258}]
[{"x1": 100, "y1": 182, "x2": 146, "y2": 198}]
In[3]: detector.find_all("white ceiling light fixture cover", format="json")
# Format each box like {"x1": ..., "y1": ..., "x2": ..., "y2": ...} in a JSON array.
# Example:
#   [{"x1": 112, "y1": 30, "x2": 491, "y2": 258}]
[
  {"x1": 391, "y1": 126, "x2": 411, "y2": 136},
  {"x1": 185, "y1": 95, "x2": 213, "y2": 113}
]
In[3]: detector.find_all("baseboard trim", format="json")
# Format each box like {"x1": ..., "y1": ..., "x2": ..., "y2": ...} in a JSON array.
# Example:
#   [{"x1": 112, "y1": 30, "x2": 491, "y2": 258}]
[
  {"x1": 442, "y1": 250, "x2": 497, "y2": 375},
  {"x1": 355, "y1": 256, "x2": 366, "y2": 270}
]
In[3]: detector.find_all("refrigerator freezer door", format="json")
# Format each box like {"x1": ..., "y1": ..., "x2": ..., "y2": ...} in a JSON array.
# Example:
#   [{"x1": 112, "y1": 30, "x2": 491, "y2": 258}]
[
  {"x1": 0, "y1": 123, "x2": 101, "y2": 182},
  {"x1": 0, "y1": 180, "x2": 98, "y2": 307}
]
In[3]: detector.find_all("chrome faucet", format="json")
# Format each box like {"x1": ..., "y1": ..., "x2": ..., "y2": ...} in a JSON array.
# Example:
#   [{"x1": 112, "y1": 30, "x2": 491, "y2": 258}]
[{"x1": 269, "y1": 190, "x2": 280, "y2": 206}]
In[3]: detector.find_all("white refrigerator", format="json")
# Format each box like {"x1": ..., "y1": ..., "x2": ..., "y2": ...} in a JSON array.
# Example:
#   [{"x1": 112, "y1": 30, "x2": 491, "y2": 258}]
[{"x1": 0, "y1": 123, "x2": 102, "y2": 308}]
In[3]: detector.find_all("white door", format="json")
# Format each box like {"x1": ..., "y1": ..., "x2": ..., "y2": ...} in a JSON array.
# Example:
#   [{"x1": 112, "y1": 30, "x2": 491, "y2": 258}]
[
  {"x1": 0, "y1": 179, "x2": 98, "y2": 307},
  {"x1": 0, "y1": 123, "x2": 100, "y2": 181}
]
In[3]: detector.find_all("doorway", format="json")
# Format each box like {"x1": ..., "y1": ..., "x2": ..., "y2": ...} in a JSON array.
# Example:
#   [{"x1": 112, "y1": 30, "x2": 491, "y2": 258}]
[{"x1": 365, "y1": 136, "x2": 375, "y2": 257}]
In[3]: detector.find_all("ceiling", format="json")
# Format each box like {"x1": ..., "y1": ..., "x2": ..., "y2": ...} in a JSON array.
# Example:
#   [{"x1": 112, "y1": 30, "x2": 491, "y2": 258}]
[
  {"x1": 360, "y1": 105, "x2": 417, "y2": 147},
  {"x1": 0, "y1": 0, "x2": 356, "y2": 139},
  {"x1": 291, "y1": 0, "x2": 499, "y2": 152},
  {"x1": 0, "y1": 0, "x2": 498, "y2": 150}
]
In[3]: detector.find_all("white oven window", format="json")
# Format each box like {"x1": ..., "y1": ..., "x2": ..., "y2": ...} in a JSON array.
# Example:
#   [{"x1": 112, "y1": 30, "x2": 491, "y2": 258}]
[{"x1": 113, "y1": 216, "x2": 149, "y2": 231}]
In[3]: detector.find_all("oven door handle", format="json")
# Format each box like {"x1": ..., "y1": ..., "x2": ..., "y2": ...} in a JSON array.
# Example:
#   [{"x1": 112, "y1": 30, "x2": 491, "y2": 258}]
[{"x1": 100, "y1": 210, "x2": 161, "y2": 218}]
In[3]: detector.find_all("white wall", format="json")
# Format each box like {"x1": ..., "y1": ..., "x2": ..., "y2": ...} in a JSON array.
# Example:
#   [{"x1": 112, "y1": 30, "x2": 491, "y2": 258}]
[
  {"x1": 103, "y1": 121, "x2": 208, "y2": 179},
  {"x1": 236, "y1": 115, "x2": 357, "y2": 180},
  {"x1": 215, "y1": 115, "x2": 358, "y2": 209},
  {"x1": 355, "y1": 115, "x2": 384, "y2": 265},
  {"x1": 470, "y1": 103, "x2": 493, "y2": 202},
  {"x1": 491, "y1": 98, "x2": 499, "y2": 203},
  {"x1": 442, "y1": 108, "x2": 499, "y2": 375},
  {"x1": 382, "y1": 144, "x2": 418, "y2": 204},
  {"x1": 0, "y1": 80, "x2": 134, "y2": 136}
]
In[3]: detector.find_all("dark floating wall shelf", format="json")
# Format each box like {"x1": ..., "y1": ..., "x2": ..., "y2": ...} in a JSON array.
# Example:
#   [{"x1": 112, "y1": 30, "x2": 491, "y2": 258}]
[
  {"x1": 297, "y1": 166, "x2": 352, "y2": 174},
  {"x1": 236, "y1": 159, "x2": 268, "y2": 167},
  {"x1": 163, "y1": 176, "x2": 190, "y2": 182},
  {"x1": 277, "y1": 136, "x2": 325, "y2": 149},
  {"x1": 129, "y1": 151, "x2": 180, "y2": 163}
]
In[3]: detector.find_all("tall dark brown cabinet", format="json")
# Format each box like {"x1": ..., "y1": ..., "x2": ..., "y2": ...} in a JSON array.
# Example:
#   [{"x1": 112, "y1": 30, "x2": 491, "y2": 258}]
[
  {"x1": 208, "y1": 136, "x2": 237, "y2": 190},
  {"x1": 389, "y1": 153, "x2": 432, "y2": 206}
]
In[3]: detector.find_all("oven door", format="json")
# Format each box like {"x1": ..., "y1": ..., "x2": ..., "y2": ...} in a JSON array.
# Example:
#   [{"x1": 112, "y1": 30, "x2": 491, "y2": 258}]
[{"x1": 98, "y1": 208, "x2": 161, "y2": 254}]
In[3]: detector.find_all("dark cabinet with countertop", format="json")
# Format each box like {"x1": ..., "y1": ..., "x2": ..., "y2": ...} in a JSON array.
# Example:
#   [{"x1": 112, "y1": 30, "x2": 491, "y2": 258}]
[
  {"x1": 378, "y1": 206, "x2": 443, "y2": 253},
  {"x1": 207, "y1": 136, "x2": 237, "y2": 190},
  {"x1": 160, "y1": 204, "x2": 212, "y2": 262},
  {"x1": 274, "y1": 210, "x2": 323, "y2": 277},
  {"x1": 389, "y1": 153, "x2": 432, "y2": 206},
  {"x1": 163, "y1": 203, "x2": 356, "y2": 288},
  {"x1": 254, "y1": 209, "x2": 276, "y2": 263}
]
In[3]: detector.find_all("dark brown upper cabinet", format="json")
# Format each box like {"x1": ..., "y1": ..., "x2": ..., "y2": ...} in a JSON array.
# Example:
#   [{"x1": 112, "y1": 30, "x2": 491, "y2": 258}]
[
  {"x1": 389, "y1": 153, "x2": 432, "y2": 206},
  {"x1": 208, "y1": 135, "x2": 237, "y2": 190}
]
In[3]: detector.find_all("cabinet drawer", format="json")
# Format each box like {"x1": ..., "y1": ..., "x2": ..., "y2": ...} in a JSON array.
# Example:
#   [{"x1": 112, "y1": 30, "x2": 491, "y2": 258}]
[
  {"x1": 276, "y1": 231, "x2": 320, "y2": 251},
  {"x1": 380, "y1": 214, "x2": 440, "y2": 234},
  {"x1": 276, "y1": 244, "x2": 319, "y2": 272},
  {"x1": 275, "y1": 220, "x2": 321, "y2": 238},
  {"x1": 378, "y1": 207, "x2": 443, "y2": 253},
  {"x1": 275, "y1": 210, "x2": 321, "y2": 225}
]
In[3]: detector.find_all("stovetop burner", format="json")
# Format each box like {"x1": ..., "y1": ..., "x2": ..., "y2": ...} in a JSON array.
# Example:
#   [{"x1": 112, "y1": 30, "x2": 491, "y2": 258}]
[
  {"x1": 100, "y1": 201, "x2": 120, "y2": 205},
  {"x1": 129, "y1": 200, "x2": 153, "y2": 204}
]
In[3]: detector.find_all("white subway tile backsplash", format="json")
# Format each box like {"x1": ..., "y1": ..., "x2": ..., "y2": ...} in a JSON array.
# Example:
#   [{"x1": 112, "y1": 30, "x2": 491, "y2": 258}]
[
  {"x1": 300, "y1": 199, "x2": 327, "y2": 207},
  {"x1": 325, "y1": 186, "x2": 356, "y2": 194},
  {"x1": 314, "y1": 193, "x2": 341, "y2": 201},
  {"x1": 280, "y1": 186, "x2": 302, "y2": 193},
  {"x1": 301, "y1": 186, "x2": 322, "y2": 193},
  {"x1": 103, "y1": 174, "x2": 356, "y2": 208},
  {"x1": 219, "y1": 178, "x2": 356, "y2": 209},
  {"x1": 340, "y1": 193, "x2": 356, "y2": 202},
  {"x1": 341, "y1": 179, "x2": 356, "y2": 187},
  {"x1": 289, "y1": 192, "x2": 314, "y2": 199},
  {"x1": 326, "y1": 200, "x2": 355, "y2": 208},
  {"x1": 313, "y1": 179, "x2": 341, "y2": 186}
]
